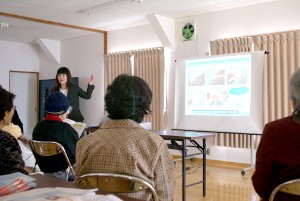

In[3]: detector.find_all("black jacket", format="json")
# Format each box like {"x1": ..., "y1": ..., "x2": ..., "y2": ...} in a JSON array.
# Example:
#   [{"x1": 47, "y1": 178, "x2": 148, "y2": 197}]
[
  {"x1": 12, "y1": 110, "x2": 23, "y2": 133},
  {"x1": 32, "y1": 120, "x2": 79, "y2": 164},
  {"x1": 53, "y1": 83, "x2": 95, "y2": 122}
]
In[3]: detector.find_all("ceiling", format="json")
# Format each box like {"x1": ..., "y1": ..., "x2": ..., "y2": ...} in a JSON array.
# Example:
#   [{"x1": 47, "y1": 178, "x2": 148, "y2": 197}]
[{"x1": 0, "y1": 0, "x2": 276, "y2": 44}]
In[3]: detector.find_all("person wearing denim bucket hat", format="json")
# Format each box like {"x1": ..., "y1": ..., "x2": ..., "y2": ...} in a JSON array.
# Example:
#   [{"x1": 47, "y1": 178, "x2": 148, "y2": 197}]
[{"x1": 32, "y1": 92, "x2": 79, "y2": 180}]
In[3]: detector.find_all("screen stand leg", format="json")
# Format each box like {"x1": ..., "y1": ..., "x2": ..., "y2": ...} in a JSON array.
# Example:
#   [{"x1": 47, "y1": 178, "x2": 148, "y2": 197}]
[{"x1": 241, "y1": 135, "x2": 255, "y2": 175}]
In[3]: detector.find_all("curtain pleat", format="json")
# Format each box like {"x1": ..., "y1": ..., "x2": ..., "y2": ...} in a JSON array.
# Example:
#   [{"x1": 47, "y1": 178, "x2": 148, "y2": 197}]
[
  {"x1": 210, "y1": 37, "x2": 254, "y2": 148},
  {"x1": 104, "y1": 48, "x2": 164, "y2": 130},
  {"x1": 211, "y1": 30, "x2": 300, "y2": 149},
  {"x1": 104, "y1": 52, "x2": 132, "y2": 92},
  {"x1": 134, "y1": 48, "x2": 164, "y2": 130},
  {"x1": 210, "y1": 37, "x2": 253, "y2": 55},
  {"x1": 253, "y1": 31, "x2": 300, "y2": 123}
]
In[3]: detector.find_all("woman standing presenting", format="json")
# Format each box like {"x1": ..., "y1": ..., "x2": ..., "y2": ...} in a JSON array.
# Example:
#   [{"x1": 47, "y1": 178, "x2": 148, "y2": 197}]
[{"x1": 52, "y1": 67, "x2": 95, "y2": 122}]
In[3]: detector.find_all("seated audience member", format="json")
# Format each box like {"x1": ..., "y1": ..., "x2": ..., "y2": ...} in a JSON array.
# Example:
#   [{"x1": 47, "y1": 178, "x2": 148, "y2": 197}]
[
  {"x1": 12, "y1": 109, "x2": 24, "y2": 133},
  {"x1": 75, "y1": 74, "x2": 176, "y2": 201},
  {"x1": 2, "y1": 123, "x2": 28, "y2": 144},
  {"x1": 2, "y1": 122, "x2": 33, "y2": 162},
  {"x1": 0, "y1": 85, "x2": 35, "y2": 169},
  {"x1": 0, "y1": 87, "x2": 28, "y2": 175},
  {"x1": 252, "y1": 67, "x2": 300, "y2": 200},
  {"x1": 0, "y1": 85, "x2": 27, "y2": 143},
  {"x1": 32, "y1": 92, "x2": 79, "y2": 179}
]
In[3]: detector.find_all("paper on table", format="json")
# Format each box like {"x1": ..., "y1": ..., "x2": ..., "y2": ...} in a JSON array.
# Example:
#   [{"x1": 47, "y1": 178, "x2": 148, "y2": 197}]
[
  {"x1": 64, "y1": 118, "x2": 86, "y2": 137},
  {"x1": 71, "y1": 122, "x2": 86, "y2": 137},
  {"x1": 0, "y1": 172, "x2": 36, "y2": 184},
  {"x1": 0, "y1": 172, "x2": 36, "y2": 196},
  {"x1": 54, "y1": 187, "x2": 98, "y2": 195},
  {"x1": 0, "y1": 187, "x2": 123, "y2": 201},
  {"x1": 83, "y1": 194, "x2": 123, "y2": 201}
]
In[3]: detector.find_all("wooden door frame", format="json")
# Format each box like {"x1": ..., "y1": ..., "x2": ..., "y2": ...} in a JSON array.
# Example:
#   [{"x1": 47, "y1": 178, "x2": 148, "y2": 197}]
[{"x1": 9, "y1": 70, "x2": 39, "y2": 123}]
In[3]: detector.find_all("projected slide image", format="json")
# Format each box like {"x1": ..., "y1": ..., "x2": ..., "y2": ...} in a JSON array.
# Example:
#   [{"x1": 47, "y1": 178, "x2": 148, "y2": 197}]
[
  {"x1": 206, "y1": 68, "x2": 225, "y2": 85},
  {"x1": 187, "y1": 89, "x2": 206, "y2": 106},
  {"x1": 226, "y1": 66, "x2": 248, "y2": 84},
  {"x1": 185, "y1": 54, "x2": 251, "y2": 116},
  {"x1": 186, "y1": 86, "x2": 250, "y2": 116},
  {"x1": 188, "y1": 70, "x2": 206, "y2": 86},
  {"x1": 176, "y1": 51, "x2": 265, "y2": 134},
  {"x1": 206, "y1": 90, "x2": 229, "y2": 106}
]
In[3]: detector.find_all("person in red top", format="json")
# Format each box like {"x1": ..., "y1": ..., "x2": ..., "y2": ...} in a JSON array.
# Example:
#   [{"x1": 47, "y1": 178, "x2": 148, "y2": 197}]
[{"x1": 252, "y1": 67, "x2": 300, "y2": 200}]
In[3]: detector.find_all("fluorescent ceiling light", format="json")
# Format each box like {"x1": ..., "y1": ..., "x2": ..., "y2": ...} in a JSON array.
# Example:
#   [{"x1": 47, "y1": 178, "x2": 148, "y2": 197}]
[
  {"x1": 79, "y1": 0, "x2": 143, "y2": 15},
  {"x1": 0, "y1": 22, "x2": 9, "y2": 29}
]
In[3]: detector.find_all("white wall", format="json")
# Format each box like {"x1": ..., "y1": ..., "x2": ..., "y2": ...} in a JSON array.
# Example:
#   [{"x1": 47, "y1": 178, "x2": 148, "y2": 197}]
[
  {"x1": 176, "y1": 0, "x2": 300, "y2": 163},
  {"x1": 39, "y1": 33, "x2": 105, "y2": 127},
  {"x1": 0, "y1": 41, "x2": 40, "y2": 138},
  {"x1": 2, "y1": 0, "x2": 299, "y2": 164},
  {"x1": 0, "y1": 40, "x2": 40, "y2": 88},
  {"x1": 1, "y1": 34, "x2": 104, "y2": 139},
  {"x1": 108, "y1": 24, "x2": 162, "y2": 53},
  {"x1": 60, "y1": 33, "x2": 104, "y2": 127},
  {"x1": 107, "y1": 0, "x2": 300, "y2": 164},
  {"x1": 176, "y1": 0, "x2": 300, "y2": 58},
  {"x1": 39, "y1": 48, "x2": 59, "y2": 80}
]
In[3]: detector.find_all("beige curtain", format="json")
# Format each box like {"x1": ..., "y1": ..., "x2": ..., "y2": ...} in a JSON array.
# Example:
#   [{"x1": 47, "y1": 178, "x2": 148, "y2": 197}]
[
  {"x1": 210, "y1": 30, "x2": 300, "y2": 149},
  {"x1": 104, "y1": 52, "x2": 132, "y2": 92},
  {"x1": 253, "y1": 31, "x2": 300, "y2": 123},
  {"x1": 133, "y1": 48, "x2": 165, "y2": 130},
  {"x1": 210, "y1": 37, "x2": 253, "y2": 55},
  {"x1": 104, "y1": 48, "x2": 164, "y2": 130},
  {"x1": 252, "y1": 31, "x2": 300, "y2": 148},
  {"x1": 210, "y1": 37, "x2": 254, "y2": 148}
]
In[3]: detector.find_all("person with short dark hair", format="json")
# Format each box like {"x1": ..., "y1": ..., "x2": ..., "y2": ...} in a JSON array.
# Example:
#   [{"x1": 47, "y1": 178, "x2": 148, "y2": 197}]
[
  {"x1": 76, "y1": 74, "x2": 175, "y2": 201},
  {"x1": 0, "y1": 87, "x2": 28, "y2": 175},
  {"x1": 52, "y1": 67, "x2": 95, "y2": 122},
  {"x1": 0, "y1": 85, "x2": 26, "y2": 143},
  {"x1": 252, "y1": 67, "x2": 300, "y2": 200},
  {"x1": 32, "y1": 91, "x2": 79, "y2": 179}
]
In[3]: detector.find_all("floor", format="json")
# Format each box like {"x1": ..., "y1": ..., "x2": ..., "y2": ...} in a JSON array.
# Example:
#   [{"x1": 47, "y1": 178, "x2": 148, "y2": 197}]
[
  {"x1": 173, "y1": 159, "x2": 261, "y2": 201},
  {"x1": 26, "y1": 157, "x2": 261, "y2": 201}
]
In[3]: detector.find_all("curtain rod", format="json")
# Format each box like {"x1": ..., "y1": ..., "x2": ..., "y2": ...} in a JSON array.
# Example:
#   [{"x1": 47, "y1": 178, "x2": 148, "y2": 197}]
[
  {"x1": 214, "y1": 29, "x2": 299, "y2": 41},
  {"x1": 106, "y1": 47, "x2": 164, "y2": 55}
]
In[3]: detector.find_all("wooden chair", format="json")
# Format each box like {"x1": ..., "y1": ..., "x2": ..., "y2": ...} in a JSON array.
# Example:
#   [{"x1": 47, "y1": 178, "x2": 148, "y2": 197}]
[
  {"x1": 76, "y1": 173, "x2": 159, "y2": 201},
  {"x1": 28, "y1": 140, "x2": 74, "y2": 181},
  {"x1": 269, "y1": 178, "x2": 300, "y2": 201}
]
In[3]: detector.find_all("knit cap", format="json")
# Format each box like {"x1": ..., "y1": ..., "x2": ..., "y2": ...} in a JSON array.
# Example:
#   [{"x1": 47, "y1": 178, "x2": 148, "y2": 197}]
[{"x1": 45, "y1": 92, "x2": 69, "y2": 115}]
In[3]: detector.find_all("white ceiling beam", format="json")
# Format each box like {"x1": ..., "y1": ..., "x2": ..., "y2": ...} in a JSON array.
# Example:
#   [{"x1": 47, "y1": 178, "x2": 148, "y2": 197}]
[
  {"x1": 147, "y1": 14, "x2": 175, "y2": 49},
  {"x1": 36, "y1": 38, "x2": 60, "y2": 65}
]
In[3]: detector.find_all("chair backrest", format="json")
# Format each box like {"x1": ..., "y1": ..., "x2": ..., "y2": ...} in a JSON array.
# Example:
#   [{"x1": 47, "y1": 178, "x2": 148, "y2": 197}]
[
  {"x1": 28, "y1": 140, "x2": 74, "y2": 180},
  {"x1": 76, "y1": 173, "x2": 159, "y2": 201},
  {"x1": 269, "y1": 178, "x2": 300, "y2": 201}
]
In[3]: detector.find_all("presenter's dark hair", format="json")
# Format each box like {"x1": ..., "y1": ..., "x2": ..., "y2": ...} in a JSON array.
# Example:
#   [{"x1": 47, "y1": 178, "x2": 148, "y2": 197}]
[
  {"x1": 52, "y1": 67, "x2": 72, "y2": 91},
  {"x1": 289, "y1": 67, "x2": 300, "y2": 110},
  {"x1": 105, "y1": 74, "x2": 152, "y2": 123},
  {"x1": 0, "y1": 87, "x2": 15, "y2": 120}
]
